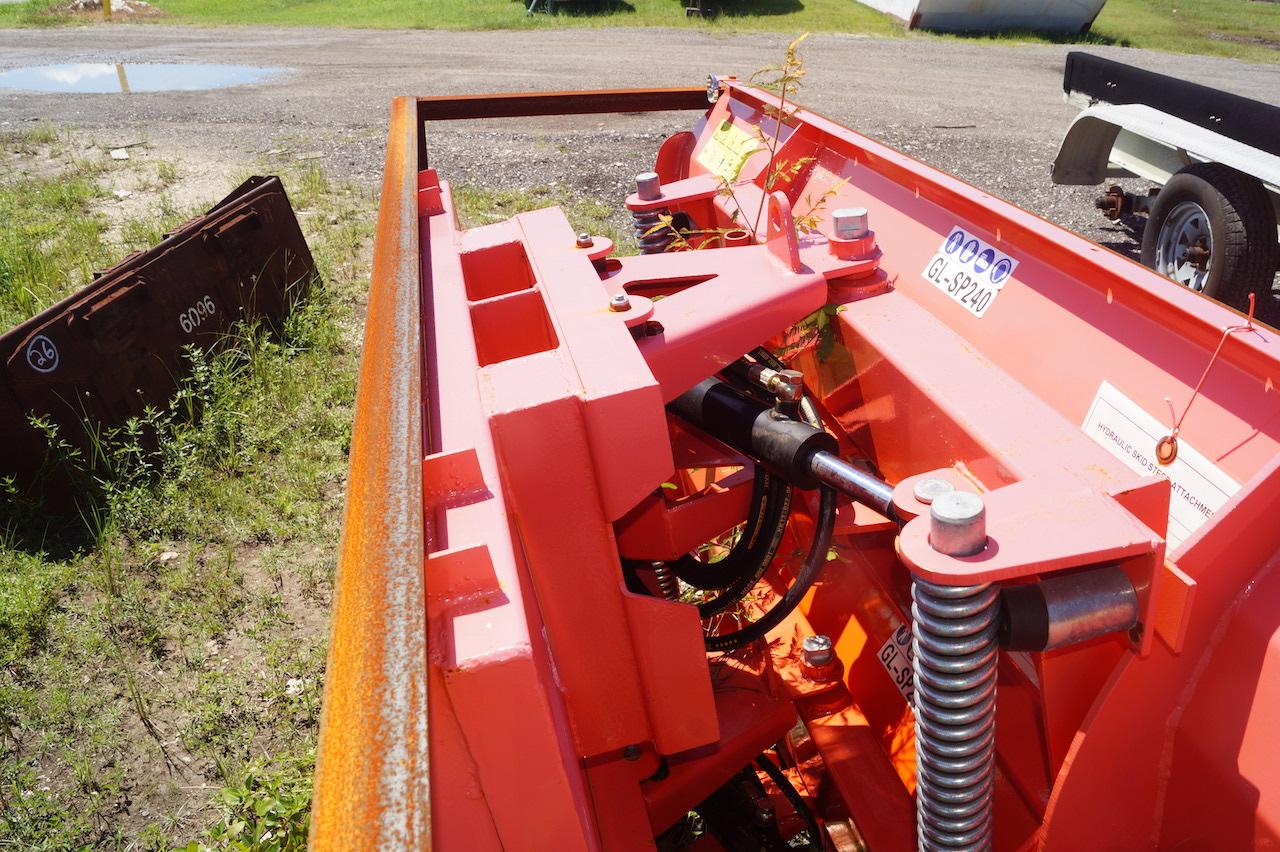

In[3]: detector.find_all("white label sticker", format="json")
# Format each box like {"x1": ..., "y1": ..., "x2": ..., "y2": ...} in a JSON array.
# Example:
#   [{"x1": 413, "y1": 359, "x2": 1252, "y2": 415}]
[
  {"x1": 876, "y1": 622, "x2": 915, "y2": 705},
  {"x1": 1081, "y1": 381, "x2": 1240, "y2": 551},
  {"x1": 921, "y1": 225, "x2": 1019, "y2": 318}
]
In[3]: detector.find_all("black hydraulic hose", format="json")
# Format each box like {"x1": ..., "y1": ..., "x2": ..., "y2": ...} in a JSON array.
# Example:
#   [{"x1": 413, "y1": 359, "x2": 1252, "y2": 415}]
[
  {"x1": 755, "y1": 753, "x2": 822, "y2": 850},
  {"x1": 672, "y1": 467, "x2": 773, "y2": 591},
  {"x1": 704, "y1": 485, "x2": 837, "y2": 652},
  {"x1": 695, "y1": 475, "x2": 791, "y2": 618},
  {"x1": 671, "y1": 350, "x2": 799, "y2": 597},
  {"x1": 664, "y1": 352, "x2": 825, "y2": 616}
]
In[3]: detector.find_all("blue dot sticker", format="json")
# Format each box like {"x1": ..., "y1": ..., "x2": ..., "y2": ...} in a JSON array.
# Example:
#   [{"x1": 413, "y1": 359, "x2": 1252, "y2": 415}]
[
  {"x1": 974, "y1": 249, "x2": 995, "y2": 274},
  {"x1": 945, "y1": 231, "x2": 965, "y2": 254},
  {"x1": 960, "y1": 240, "x2": 979, "y2": 264},
  {"x1": 991, "y1": 258, "x2": 1013, "y2": 285}
]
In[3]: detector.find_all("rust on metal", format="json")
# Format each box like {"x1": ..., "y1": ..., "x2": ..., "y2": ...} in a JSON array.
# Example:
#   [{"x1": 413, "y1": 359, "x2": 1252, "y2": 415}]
[
  {"x1": 0, "y1": 175, "x2": 313, "y2": 493},
  {"x1": 415, "y1": 86, "x2": 709, "y2": 166},
  {"x1": 310, "y1": 96, "x2": 431, "y2": 851}
]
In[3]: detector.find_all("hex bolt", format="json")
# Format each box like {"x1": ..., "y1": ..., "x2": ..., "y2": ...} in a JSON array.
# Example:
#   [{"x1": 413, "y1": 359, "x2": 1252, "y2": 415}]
[
  {"x1": 609, "y1": 292, "x2": 632, "y2": 312},
  {"x1": 706, "y1": 73, "x2": 722, "y2": 104},
  {"x1": 833, "y1": 206, "x2": 870, "y2": 240},
  {"x1": 913, "y1": 477, "x2": 955, "y2": 506},
  {"x1": 576, "y1": 232, "x2": 593, "y2": 248},
  {"x1": 635, "y1": 171, "x2": 663, "y2": 202},
  {"x1": 802, "y1": 634, "x2": 834, "y2": 667},
  {"x1": 929, "y1": 491, "x2": 987, "y2": 557}
]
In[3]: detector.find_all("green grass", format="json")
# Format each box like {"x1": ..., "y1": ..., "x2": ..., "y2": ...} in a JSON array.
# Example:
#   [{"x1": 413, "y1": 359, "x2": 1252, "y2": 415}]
[
  {"x1": 5, "y1": 0, "x2": 906, "y2": 34},
  {"x1": 454, "y1": 183, "x2": 636, "y2": 254},
  {"x1": 1091, "y1": 0, "x2": 1280, "y2": 63},
  {"x1": 0, "y1": 130, "x2": 374, "y2": 850},
  {"x1": 2, "y1": 0, "x2": 1278, "y2": 62},
  {"x1": 0, "y1": 126, "x2": 114, "y2": 330}
]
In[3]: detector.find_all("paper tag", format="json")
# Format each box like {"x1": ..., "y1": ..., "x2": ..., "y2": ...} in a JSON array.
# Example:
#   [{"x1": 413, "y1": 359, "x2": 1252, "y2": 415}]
[
  {"x1": 696, "y1": 119, "x2": 759, "y2": 182},
  {"x1": 1081, "y1": 381, "x2": 1240, "y2": 551}
]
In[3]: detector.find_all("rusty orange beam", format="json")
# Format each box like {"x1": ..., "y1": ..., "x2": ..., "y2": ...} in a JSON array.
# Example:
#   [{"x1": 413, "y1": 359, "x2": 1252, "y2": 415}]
[
  {"x1": 414, "y1": 86, "x2": 709, "y2": 167},
  {"x1": 311, "y1": 96, "x2": 430, "y2": 850}
]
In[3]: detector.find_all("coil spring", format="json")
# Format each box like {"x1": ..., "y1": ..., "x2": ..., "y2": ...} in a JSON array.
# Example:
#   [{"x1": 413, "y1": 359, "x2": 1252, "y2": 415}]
[
  {"x1": 653, "y1": 562, "x2": 680, "y2": 601},
  {"x1": 911, "y1": 577, "x2": 999, "y2": 852},
  {"x1": 633, "y1": 208, "x2": 673, "y2": 254}
]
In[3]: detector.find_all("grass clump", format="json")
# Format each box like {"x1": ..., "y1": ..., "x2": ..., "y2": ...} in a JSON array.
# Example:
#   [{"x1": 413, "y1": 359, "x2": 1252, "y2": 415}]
[
  {"x1": 0, "y1": 157, "x2": 112, "y2": 330},
  {"x1": 454, "y1": 182, "x2": 636, "y2": 254}
]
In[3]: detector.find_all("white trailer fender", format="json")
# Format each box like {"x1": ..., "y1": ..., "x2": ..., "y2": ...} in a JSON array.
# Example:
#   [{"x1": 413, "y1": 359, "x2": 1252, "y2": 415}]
[{"x1": 1052, "y1": 102, "x2": 1280, "y2": 195}]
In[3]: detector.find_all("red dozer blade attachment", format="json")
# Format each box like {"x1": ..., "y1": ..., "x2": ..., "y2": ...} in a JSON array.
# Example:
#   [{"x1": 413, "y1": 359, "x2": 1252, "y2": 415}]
[{"x1": 314, "y1": 80, "x2": 1280, "y2": 850}]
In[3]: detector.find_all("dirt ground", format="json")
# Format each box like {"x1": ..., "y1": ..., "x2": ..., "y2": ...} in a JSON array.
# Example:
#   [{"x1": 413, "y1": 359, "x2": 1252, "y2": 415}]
[{"x1": 2, "y1": 25, "x2": 1279, "y2": 260}]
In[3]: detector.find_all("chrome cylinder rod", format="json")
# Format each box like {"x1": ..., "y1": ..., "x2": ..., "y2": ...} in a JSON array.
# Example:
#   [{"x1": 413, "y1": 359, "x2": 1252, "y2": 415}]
[{"x1": 807, "y1": 450, "x2": 897, "y2": 520}]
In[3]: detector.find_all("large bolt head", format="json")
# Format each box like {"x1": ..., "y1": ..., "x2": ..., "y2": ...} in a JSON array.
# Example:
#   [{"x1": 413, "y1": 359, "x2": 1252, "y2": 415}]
[
  {"x1": 929, "y1": 491, "x2": 987, "y2": 557},
  {"x1": 635, "y1": 171, "x2": 662, "y2": 202},
  {"x1": 609, "y1": 292, "x2": 632, "y2": 312},
  {"x1": 833, "y1": 207, "x2": 869, "y2": 240},
  {"x1": 802, "y1": 634, "x2": 834, "y2": 666},
  {"x1": 576, "y1": 232, "x2": 593, "y2": 248}
]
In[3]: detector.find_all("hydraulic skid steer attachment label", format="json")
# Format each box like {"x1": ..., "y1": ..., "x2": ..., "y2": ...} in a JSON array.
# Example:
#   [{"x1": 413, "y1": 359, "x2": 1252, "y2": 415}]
[
  {"x1": 921, "y1": 225, "x2": 1018, "y2": 318},
  {"x1": 1082, "y1": 381, "x2": 1240, "y2": 551},
  {"x1": 696, "y1": 120, "x2": 759, "y2": 182}
]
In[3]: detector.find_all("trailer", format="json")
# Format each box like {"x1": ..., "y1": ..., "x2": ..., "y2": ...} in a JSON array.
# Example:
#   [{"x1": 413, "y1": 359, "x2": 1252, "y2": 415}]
[
  {"x1": 1053, "y1": 51, "x2": 1280, "y2": 324},
  {"x1": 313, "y1": 74, "x2": 1280, "y2": 850}
]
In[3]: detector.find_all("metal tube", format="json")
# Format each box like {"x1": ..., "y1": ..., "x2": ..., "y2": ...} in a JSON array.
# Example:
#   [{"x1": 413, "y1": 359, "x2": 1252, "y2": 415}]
[
  {"x1": 807, "y1": 450, "x2": 897, "y2": 520},
  {"x1": 999, "y1": 565, "x2": 1139, "y2": 651}
]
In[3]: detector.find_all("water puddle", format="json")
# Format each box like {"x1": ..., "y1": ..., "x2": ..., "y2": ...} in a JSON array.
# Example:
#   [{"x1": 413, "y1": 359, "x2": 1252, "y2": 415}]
[{"x1": 0, "y1": 63, "x2": 284, "y2": 93}]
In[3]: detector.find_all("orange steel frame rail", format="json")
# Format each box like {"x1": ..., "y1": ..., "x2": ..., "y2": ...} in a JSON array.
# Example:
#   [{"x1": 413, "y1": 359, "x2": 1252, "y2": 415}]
[
  {"x1": 310, "y1": 98, "x2": 431, "y2": 849},
  {"x1": 314, "y1": 82, "x2": 1280, "y2": 851}
]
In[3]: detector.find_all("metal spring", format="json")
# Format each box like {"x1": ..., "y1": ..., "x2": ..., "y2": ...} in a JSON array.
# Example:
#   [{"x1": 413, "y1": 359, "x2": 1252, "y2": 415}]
[
  {"x1": 911, "y1": 577, "x2": 999, "y2": 852},
  {"x1": 653, "y1": 561, "x2": 680, "y2": 601},
  {"x1": 633, "y1": 208, "x2": 673, "y2": 254}
]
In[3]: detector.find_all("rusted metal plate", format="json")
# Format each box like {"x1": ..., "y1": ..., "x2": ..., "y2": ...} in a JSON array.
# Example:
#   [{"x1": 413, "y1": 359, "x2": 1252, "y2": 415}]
[{"x1": 0, "y1": 175, "x2": 313, "y2": 491}]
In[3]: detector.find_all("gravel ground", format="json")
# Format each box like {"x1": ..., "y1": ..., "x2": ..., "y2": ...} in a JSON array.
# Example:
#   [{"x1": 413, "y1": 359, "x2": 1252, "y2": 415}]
[{"x1": 2, "y1": 25, "x2": 1279, "y2": 258}]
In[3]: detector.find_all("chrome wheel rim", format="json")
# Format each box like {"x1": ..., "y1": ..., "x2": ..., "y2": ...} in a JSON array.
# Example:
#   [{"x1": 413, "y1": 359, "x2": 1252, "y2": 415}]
[{"x1": 1155, "y1": 201, "x2": 1213, "y2": 291}]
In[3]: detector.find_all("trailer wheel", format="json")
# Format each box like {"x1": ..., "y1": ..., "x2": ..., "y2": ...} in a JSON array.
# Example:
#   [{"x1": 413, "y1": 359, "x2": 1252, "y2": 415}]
[{"x1": 1140, "y1": 163, "x2": 1278, "y2": 316}]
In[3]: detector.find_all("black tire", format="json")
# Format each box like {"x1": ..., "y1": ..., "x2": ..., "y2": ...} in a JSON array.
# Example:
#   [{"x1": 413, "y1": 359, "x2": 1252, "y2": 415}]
[{"x1": 1140, "y1": 162, "x2": 1278, "y2": 318}]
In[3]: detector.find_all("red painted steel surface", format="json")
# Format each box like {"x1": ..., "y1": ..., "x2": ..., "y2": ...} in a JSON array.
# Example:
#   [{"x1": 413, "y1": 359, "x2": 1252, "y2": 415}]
[{"x1": 318, "y1": 80, "x2": 1280, "y2": 850}]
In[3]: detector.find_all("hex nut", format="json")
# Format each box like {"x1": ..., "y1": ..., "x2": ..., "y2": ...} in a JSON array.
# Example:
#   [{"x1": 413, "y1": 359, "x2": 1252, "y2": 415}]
[
  {"x1": 802, "y1": 634, "x2": 834, "y2": 666},
  {"x1": 833, "y1": 206, "x2": 870, "y2": 240}
]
